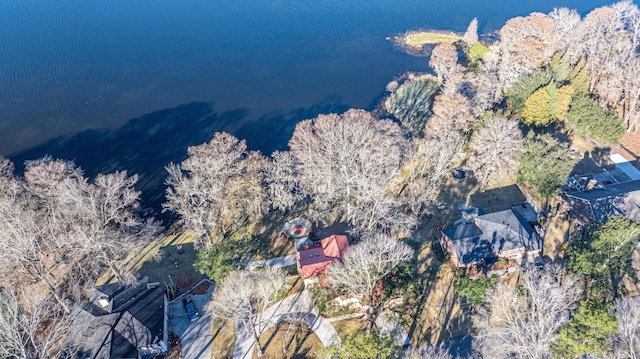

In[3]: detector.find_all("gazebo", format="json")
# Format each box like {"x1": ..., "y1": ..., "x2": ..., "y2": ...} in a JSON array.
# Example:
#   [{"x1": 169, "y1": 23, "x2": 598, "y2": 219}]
[{"x1": 283, "y1": 218, "x2": 313, "y2": 250}]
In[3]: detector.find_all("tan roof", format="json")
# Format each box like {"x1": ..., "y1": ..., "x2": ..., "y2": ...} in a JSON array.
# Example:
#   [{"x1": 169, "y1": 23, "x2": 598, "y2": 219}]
[{"x1": 298, "y1": 235, "x2": 349, "y2": 280}]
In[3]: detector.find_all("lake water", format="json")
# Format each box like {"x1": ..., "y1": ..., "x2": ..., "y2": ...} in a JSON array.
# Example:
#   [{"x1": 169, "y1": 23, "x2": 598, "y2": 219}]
[{"x1": 0, "y1": 0, "x2": 620, "y2": 214}]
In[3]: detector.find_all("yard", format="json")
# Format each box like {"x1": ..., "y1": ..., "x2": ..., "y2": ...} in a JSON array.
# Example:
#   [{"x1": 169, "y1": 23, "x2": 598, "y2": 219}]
[
  {"x1": 252, "y1": 323, "x2": 322, "y2": 359},
  {"x1": 95, "y1": 230, "x2": 205, "y2": 296}
]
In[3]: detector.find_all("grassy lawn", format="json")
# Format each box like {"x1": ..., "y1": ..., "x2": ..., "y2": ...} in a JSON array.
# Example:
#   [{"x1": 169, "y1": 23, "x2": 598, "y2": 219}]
[
  {"x1": 469, "y1": 42, "x2": 491, "y2": 59},
  {"x1": 404, "y1": 31, "x2": 461, "y2": 48},
  {"x1": 211, "y1": 318, "x2": 236, "y2": 359},
  {"x1": 253, "y1": 323, "x2": 322, "y2": 359},
  {"x1": 95, "y1": 230, "x2": 204, "y2": 293}
]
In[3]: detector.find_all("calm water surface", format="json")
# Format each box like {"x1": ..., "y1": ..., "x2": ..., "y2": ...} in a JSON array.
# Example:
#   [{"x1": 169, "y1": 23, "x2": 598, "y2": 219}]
[{"x1": 0, "y1": 0, "x2": 620, "y2": 212}]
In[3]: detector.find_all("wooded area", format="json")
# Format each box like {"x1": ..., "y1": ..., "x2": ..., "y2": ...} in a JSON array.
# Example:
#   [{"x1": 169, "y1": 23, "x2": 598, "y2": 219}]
[{"x1": 6, "y1": 1, "x2": 640, "y2": 358}]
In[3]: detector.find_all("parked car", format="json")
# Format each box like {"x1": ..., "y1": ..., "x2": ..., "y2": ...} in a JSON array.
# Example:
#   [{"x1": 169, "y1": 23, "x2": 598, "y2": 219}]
[{"x1": 182, "y1": 297, "x2": 199, "y2": 322}]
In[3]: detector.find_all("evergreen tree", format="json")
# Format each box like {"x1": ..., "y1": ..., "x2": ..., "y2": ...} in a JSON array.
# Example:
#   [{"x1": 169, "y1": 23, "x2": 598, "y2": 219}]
[
  {"x1": 516, "y1": 133, "x2": 577, "y2": 200},
  {"x1": 553, "y1": 301, "x2": 618, "y2": 359},
  {"x1": 567, "y1": 216, "x2": 640, "y2": 297},
  {"x1": 520, "y1": 86, "x2": 552, "y2": 126},
  {"x1": 317, "y1": 328, "x2": 400, "y2": 359},
  {"x1": 550, "y1": 52, "x2": 572, "y2": 83},
  {"x1": 453, "y1": 275, "x2": 496, "y2": 307},
  {"x1": 569, "y1": 57, "x2": 589, "y2": 94},
  {"x1": 567, "y1": 95, "x2": 625, "y2": 144},
  {"x1": 506, "y1": 69, "x2": 553, "y2": 113}
]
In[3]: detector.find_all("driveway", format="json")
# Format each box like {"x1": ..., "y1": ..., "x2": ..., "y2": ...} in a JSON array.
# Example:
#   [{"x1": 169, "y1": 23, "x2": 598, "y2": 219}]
[
  {"x1": 233, "y1": 290, "x2": 340, "y2": 359},
  {"x1": 168, "y1": 281, "x2": 215, "y2": 359},
  {"x1": 248, "y1": 254, "x2": 297, "y2": 270}
]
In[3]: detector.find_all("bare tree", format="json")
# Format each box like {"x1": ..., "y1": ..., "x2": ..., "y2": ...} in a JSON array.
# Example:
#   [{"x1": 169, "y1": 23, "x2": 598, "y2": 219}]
[
  {"x1": 615, "y1": 296, "x2": 640, "y2": 359},
  {"x1": 264, "y1": 150, "x2": 304, "y2": 212},
  {"x1": 22, "y1": 157, "x2": 157, "y2": 286},
  {"x1": 0, "y1": 165, "x2": 76, "y2": 313},
  {"x1": 429, "y1": 93, "x2": 476, "y2": 133},
  {"x1": 548, "y1": 7, "x2": 581, "y2": 55},
  {"x1": 209, "y1": 267, "x2": 287, "y2": 357},
  {"x1": 463, "y1": 18, "x2": 479, "y2": 46},
  {"x1": 289, "y1": 109, "x2": 414, "y2": 235},
  {"x1": 69, "y1": 170, "x2": 159, "y2": 284},
  {"x1": 0, "y1": 288, "x2": 74, "y2": 359},
  {"x1": 430, "y1": 43, "x2": 459, "y2": 81},
  {"x1": 466, "y1": 117, "x2": 524, "y2": 188},
  {"x1": 164, "y1": 132, "x2": 268, "y2": 247},
  {"x1": 402, "y1": 130, "x2": 465, "y2": 216},
  {"x1": 0, "y1": 157, "x2": 156, "y2": 311},
  {"x1": 496, "y1": 14, "x2": 557, "y2": 86},
  {"x1": 328, "y1": 235, "x2": 413, "y2": 334},
  {"x1": 463, "y1": 55, "x2": 504, "y2": 116},
  {"x1": 475, "y1": 268, "x2": 580, "y2": 359}
]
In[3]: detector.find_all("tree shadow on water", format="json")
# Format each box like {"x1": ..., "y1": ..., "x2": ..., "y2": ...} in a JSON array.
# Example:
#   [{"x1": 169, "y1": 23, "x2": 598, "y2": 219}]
[
  {"x1": 10, "y1": 102, "x2": 244, "y2": 222},
  {"x1": 9, "y1": 97, "x2": 349, "y2": 225}
]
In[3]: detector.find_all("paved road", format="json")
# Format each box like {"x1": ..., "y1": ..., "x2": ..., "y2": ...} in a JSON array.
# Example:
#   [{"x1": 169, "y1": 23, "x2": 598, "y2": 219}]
[
  {"x1": 167, "y1": 282, "x2": 215, "y2": 359},
  {"x1": 233, "y1": 290, "x2": 340, "y2": 359},
  {"x1": 248, "y1": 254, "x2": 297, "y2": 270}
]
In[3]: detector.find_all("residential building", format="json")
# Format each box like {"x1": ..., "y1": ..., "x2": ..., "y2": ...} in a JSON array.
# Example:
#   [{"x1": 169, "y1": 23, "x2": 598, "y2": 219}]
[
  {"x1": 297, "y1": 234, "x2": 350, "y2": 287},
  {"x1": 439, "y1": 204, "x2": 543, "y2": 268},
  {"x1": 68, "y1": 278, "x2": 169, "y2": 359}
]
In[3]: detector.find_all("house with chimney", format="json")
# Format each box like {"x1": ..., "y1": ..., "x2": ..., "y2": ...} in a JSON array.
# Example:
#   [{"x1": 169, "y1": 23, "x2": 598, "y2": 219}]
[
  {"x1": 297, "y1": 234, "x2": 350, "y2": 287},
  {"x1": 68, "y1": 278, "x2": 169, "y2": 359},
  {"x1": 439, "y1": 203, "x2": 543, "y2": 268}
]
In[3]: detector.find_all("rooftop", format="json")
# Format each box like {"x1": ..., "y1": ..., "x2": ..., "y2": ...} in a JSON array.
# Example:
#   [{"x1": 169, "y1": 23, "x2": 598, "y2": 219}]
[
  {"x1": 442, "y1": 207, "x2": 542, "y2": 266},
  {"x1": 298, "y1": 235, "x2": 349, "y2": 280}
]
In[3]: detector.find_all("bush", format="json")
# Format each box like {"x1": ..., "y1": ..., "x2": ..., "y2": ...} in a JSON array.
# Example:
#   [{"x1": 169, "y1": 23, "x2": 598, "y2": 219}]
[
  {"x1": 193, "y1": 231, "x2": 268, "y2": 283},
  {"x1": 453, "y1": 275, "x2": 497, "y2": 307},
  {"x1": 311, "y1": 286, "x2": 355, "y2": 318}
]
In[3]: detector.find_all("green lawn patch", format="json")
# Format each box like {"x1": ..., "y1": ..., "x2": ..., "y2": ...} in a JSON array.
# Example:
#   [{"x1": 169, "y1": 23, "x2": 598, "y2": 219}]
[
  {"x1": 404, "y1": 31, "x2": 461, "y2": 48},
  {"x1": 469, "y1": 42, "x2": 490, "y2": 59}
]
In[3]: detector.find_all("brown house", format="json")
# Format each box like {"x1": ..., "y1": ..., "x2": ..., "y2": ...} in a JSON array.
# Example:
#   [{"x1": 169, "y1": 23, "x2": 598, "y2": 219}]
[{"x1": 439, "y1": 205, "x2": 543, "y2": 268}]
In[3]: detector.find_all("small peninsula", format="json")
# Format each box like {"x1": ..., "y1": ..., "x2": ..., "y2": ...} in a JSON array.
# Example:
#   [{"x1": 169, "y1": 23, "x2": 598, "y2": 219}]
[{"x1": 394, "y1": 29, "x2": 491, "y2": 59}]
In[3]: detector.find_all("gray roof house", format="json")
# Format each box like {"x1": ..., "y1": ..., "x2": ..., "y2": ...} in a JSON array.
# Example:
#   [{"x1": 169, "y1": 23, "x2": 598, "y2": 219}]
[
  {"x1": 68, "y1": 278, "x2": 169, "y2": 359},
  {"x1": 440, "y1": 205, "x2": 543, "y2": 268},
  {"x1": 566, "y1": 179, "x2": 640, "y2": 223}
]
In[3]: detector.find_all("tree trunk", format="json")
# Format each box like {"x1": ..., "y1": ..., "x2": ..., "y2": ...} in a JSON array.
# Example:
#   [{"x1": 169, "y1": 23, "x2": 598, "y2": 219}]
[
  {"x1": 108, "y1": 261, "x2": 125, "y2": 283},
  {"x1": 41, "y1": 274, "x2": 71, "y2": 314},
  {"x1": 253, "y1": 329, "x2": 264, "y2": 357}
]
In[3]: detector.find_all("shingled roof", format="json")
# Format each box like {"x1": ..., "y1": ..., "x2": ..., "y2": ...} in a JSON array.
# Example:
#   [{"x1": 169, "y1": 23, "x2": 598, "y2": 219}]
[
  {"x1": 442, "y1": 208, "x2": 542, "y2": 266},
  {"x1": 69, "y1": 279, "x2": 166, "y2": 359},
  {"x1": 567, "y1": 179, "x2": 640, "y2": 223},
  {"x1": 298, "y1": 235, "x2": 350, "y2": 280}
]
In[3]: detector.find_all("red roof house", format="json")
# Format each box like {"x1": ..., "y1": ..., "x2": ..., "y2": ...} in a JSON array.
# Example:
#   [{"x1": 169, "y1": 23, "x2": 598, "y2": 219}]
[{"x1": 297, "y1": 235, "x2": 350, "y2": 285}]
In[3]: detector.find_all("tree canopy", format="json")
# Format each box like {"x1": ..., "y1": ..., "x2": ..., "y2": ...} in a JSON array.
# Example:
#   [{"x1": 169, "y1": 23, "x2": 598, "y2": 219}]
[
  {"x1": 553, "y1": 301, "x2": 618, "y2": 359},
  {"x1": 567, "y1": 95, "x2": 626, "y2": 144},
  {"x1": 567, "y1": 216, "x2": 640, "y2": 297},
  {"x1": 516, "y1": 133, "x2": 577, "y2": 199}
]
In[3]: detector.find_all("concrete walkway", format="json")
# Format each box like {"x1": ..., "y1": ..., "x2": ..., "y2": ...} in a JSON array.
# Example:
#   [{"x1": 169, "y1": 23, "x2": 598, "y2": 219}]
[
  {"x1": 376, "y1": 311, "x2": 411, "y2": 346},
  {"x1": 232, "y1": 290, "x2": 340, "y2": 359},
  {"x1": 248, "y1": 254, "x2": 297, "y2": 270},
  {"x1": 167, "y1": 282, "x2": 215, "y2": 359},
  {"x1": 610, "y1": 153, "x2": 640, "y2": 180}
]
